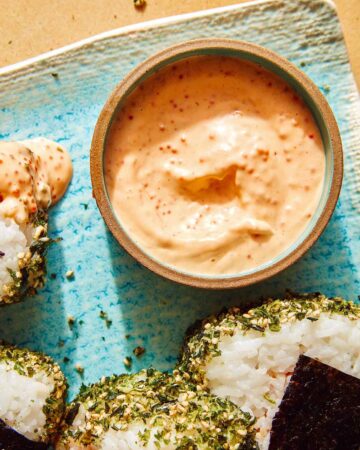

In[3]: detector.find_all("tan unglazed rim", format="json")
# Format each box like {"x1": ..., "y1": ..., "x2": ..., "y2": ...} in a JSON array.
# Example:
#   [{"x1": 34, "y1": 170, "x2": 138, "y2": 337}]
[{"x1": 90, "y1": 38, "x2": 343, "y2": 290}]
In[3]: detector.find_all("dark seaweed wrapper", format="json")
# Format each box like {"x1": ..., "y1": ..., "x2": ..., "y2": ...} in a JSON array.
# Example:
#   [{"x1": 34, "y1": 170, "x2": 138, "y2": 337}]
[
  {"x1": 0, "y1": 419, "x2": 48, "y2": 450},
  {"x1": 269, "y1": 354, "x2": 360, "y2": 450}
]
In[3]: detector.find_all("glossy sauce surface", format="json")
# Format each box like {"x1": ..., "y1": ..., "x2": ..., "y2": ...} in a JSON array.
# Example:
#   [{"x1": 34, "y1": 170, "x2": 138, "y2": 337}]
[
  {"x1": 105, "y1": 56, "x2": 325, "y2": 275},
  {"x1": 0, "y1": 138, "x2": 72, "y2": 224}
]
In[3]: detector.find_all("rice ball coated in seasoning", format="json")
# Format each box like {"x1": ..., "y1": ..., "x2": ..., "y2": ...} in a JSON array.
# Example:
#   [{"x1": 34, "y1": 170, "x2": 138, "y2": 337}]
[
  {"x1": 178, "y1": 294, "x2": 360, "y2": 449},
  {"x1": 0, "y1": 342, "x2": 68, "y2": 448}
]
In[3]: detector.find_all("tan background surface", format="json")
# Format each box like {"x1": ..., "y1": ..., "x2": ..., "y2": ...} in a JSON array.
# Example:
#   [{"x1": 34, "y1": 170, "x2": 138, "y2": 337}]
[{"x1": 0, "y1": 0, "x2": 359, "y2": 86}]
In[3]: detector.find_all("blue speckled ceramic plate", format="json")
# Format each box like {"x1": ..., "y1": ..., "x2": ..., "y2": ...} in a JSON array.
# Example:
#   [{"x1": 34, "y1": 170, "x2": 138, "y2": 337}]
[{"x1": 0, "y1": 0, "x2": 359, "y2": 398}]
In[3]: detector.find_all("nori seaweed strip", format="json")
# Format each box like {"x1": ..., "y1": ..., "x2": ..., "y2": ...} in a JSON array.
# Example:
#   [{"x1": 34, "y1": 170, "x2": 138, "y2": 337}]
[
  {"x1": 269, "y1": 355, "x2": 360, "y2": 450},
  {"x1": 0, "y1": 419, "x2": 48, "y2": 450}
]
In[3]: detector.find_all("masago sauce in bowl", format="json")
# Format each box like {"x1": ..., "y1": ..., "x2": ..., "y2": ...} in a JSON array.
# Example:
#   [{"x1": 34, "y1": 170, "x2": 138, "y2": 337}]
[{"x1": 91, "y1": 40, "x2": 342, "y2": 288}]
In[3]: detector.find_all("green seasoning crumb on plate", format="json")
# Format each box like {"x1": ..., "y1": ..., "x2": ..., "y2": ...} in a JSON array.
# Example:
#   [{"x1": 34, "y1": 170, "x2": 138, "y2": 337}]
[
  {"x1": 56, "y1": 368, "x2": 257, "y2": 449},
  {"x1": 178, "y1": 294, "x2": 360, "y2": 449}
]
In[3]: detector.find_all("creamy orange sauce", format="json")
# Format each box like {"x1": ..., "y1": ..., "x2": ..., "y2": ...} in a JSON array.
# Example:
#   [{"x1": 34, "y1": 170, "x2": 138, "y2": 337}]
[
  {"x1": 0, "y1": 138, "x2": 72, "y2": 224},
  {"x1": 105, "y1": 56, "x2": 325, "y2": 275}
]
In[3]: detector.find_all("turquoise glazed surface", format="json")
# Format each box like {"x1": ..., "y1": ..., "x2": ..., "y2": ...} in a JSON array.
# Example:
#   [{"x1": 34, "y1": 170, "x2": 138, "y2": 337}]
[{"x1": 0, "y1": 0, "x2": 359, "y2": 398}]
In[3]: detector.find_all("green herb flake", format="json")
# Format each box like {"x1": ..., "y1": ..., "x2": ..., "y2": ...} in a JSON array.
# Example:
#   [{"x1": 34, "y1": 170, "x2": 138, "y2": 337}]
[{"x1": 263, "y1": 392, "x2": 276, "y2": 404}]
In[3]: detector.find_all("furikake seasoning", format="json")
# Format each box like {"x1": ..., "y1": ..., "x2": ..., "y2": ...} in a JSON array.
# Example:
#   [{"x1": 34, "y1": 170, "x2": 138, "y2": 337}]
[
  {"x1": 178, "y1": 294, "x2": 360, "y2": 389},
  {"x1": 58, "y1": 368, "x2": 258, "y2": 449}
]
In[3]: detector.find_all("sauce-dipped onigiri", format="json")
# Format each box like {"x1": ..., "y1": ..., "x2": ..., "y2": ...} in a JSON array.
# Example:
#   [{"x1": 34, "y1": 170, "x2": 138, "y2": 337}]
[{"x1": 0, "y1": 138, "x2": 72, "y2": 304}]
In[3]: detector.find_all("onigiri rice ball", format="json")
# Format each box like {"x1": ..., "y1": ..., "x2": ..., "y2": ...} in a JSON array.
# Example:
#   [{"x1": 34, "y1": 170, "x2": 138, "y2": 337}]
[
  {"x1": 0, "y1": 342, "x2": 67, "y2": 448},
  {"x1": 178, "y1": 294, "x2": 360, "y2": 449},
  {"x1": 0, "y1": 139, "x2": 70, "y2": 305}
]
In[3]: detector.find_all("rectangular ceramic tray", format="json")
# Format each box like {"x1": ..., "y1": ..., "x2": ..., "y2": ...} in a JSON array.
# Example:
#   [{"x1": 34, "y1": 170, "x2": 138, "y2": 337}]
[{"x1": 0, "y1": 0, "x2": 359, "y2": 397}]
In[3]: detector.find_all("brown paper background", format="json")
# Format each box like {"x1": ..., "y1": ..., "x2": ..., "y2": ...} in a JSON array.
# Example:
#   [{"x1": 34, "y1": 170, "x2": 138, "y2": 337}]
[{"x1": 0, "y1": 0, "x2": 359, "y2": 86}]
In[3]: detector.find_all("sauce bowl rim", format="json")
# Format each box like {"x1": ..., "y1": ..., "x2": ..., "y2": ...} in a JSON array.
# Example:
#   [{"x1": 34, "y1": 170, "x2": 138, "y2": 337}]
[{"x1": 90, "y1": 38, "x2": 343, "y2": 289}]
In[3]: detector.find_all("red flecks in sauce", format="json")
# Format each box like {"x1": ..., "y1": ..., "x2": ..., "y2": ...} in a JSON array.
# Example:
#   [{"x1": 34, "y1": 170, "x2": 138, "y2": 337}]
[
  {"x1": 105, "y1": 55, "x2": 325, "y2": 275},
  {"x1": 0, "y1": 138, "x2": 72, "y2": 224}
]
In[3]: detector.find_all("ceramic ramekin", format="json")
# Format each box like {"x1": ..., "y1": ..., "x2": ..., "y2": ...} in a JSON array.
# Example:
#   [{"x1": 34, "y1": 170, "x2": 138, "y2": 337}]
[{"x1": 90, "y1": 38, "x2": 343, "y2": 289}]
